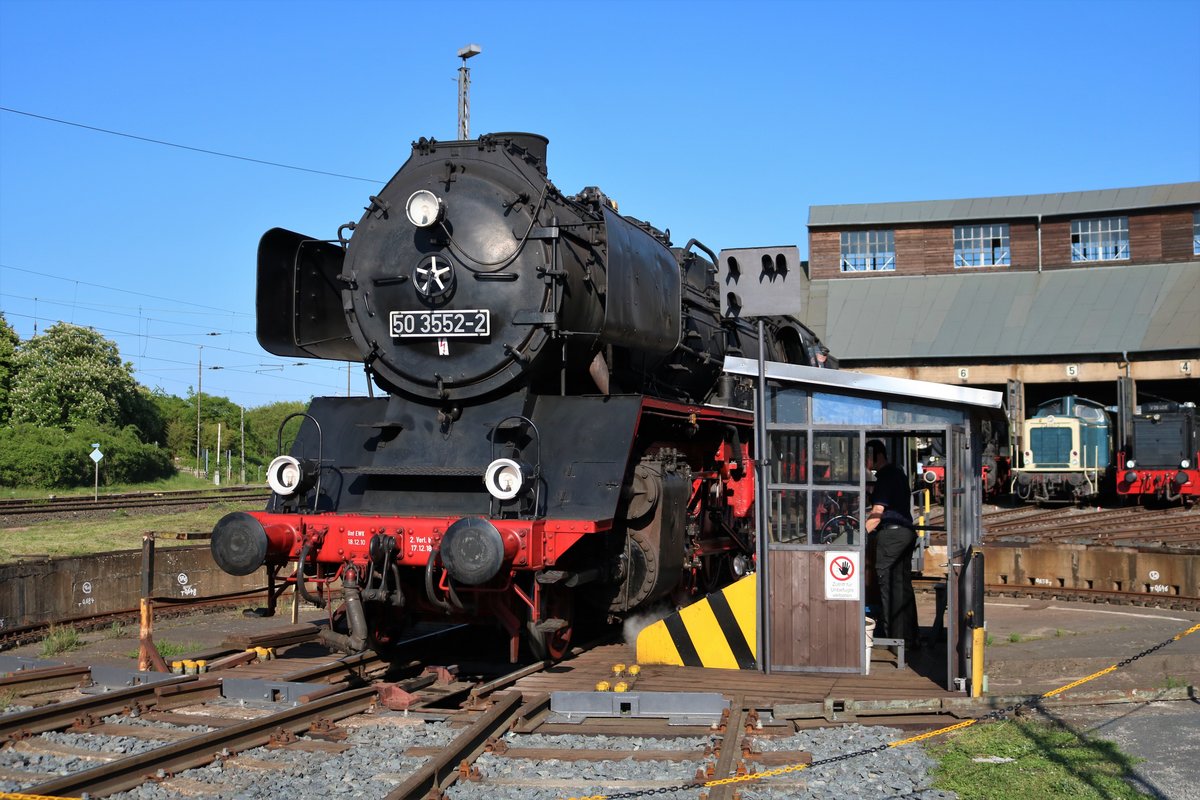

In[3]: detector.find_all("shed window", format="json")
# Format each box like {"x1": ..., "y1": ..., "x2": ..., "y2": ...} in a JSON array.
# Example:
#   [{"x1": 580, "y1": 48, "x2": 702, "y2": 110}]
[
  {"x1": 840, "y1": 230, "x2": 895, "y2": 272},
  {"x1": 1070, "y1": 216, "x2": 1129, "y2": 262},
  {"x1": 1193, "y1": 210, "x2": 1199, "y2": 256},
  {"x1": 954, "y1": 224, "x2": 1010, "y2": 267}
]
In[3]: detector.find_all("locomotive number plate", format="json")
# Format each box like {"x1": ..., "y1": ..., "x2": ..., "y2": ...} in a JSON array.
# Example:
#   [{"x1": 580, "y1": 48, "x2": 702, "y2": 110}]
[{"x1": 390, "y1": 309, "x2": 490, "y2": 338}]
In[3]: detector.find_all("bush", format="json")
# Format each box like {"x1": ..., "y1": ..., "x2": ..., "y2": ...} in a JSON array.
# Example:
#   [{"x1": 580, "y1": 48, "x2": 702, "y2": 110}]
[{"x1": 0, "y1": 423, "x2": 175, "y2": 488}]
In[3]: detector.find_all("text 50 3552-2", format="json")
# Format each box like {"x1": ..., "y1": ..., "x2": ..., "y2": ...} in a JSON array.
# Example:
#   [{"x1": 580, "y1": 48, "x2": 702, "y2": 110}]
[{"x1": 391, "y1": 309, "x2": 490, "y2": 338}]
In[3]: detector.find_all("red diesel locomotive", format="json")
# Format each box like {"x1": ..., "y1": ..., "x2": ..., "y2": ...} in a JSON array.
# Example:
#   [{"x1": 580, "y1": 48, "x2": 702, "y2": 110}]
[{"x1": 1117, "y1": 401, "x2": 1199, "y2": 506}]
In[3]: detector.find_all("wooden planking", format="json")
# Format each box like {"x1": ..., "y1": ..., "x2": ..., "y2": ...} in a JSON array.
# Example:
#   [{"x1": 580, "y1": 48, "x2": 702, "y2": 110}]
[
  {"x1": 767, "y1": 551, "x2": 861, "y2": 671},
  {"x1": 1160, "y1": 207, "x2": 1198, "y2": 261},
  {"x1": 511, "y1": 643, "x2": 950, "y2": 708},
  {"x1": 809, "y1": 230, "x2": 842, "y2": 279}
]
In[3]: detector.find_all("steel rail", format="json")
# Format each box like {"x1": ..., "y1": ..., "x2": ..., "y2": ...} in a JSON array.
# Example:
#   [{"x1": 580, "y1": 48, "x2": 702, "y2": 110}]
[
  {"x1": 0, "y1": 489, "x2": 267, "y2": 517},
  {"x1": 704, "y1": 696, "x2": 748, "y2": 800},
  {"x1": 0, "y1": 486, "x2": 258, "y2": 507},
  {"x1": 987, "y1": 583, "x2": 1199, "y2": 610},
  {"x1": 0, "y1": 588, "x2": 271, "y2": 651},
  {"x1": 383, "y1": 690, "x2": 524, "y2": 800},
  {"x1": 0, "y1": 675, "x2": 195, "y2": 742},
  {"x1": 0, "y1": 664, "x2": 91, "y2": 697},
  {"x1": 24, "y1": 685, "x2": 380, "y2": 798}
]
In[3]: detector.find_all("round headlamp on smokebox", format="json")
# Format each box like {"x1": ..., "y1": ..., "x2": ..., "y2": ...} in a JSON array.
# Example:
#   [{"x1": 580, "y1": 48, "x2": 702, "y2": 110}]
[
  {"x1": 266, "y1": 455, "x2": 319, "y2": 497},
  {"x1": 405, "y1": 189, "x2": 444, "y2": 228},
  {"x1": 922, "y1": 470, "x2": 938, "y2": 484},
  {"x1": 484, "y1": 457, "x2": 532, "y2": 501}
]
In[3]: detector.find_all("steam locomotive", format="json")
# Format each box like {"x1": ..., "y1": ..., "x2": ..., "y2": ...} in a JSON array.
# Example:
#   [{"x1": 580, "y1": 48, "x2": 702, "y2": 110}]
[{"x1": 210, "y1": 133, "x2": 824, "y2": 660}]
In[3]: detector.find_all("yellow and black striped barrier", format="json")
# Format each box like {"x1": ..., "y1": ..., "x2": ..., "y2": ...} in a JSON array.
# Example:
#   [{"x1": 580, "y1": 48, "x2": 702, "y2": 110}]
[{"x1": 635, "y1": 573, "x2": 756, "y2": 669}]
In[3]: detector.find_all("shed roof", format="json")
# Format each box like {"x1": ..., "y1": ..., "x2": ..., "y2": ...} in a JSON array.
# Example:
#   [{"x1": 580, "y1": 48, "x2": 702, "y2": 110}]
[
  {"x1": 813, "y1": 262, "x2": 1200, "y2": 361},
  {"x1": 808, "y1": 182, "x2": 1200, "y2": 227}
]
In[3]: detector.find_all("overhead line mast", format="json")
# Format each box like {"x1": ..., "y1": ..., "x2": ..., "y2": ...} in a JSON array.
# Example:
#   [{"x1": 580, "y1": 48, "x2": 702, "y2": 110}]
[{"x1": 457, "y1": 44, "x2": 481, "y2": 140}]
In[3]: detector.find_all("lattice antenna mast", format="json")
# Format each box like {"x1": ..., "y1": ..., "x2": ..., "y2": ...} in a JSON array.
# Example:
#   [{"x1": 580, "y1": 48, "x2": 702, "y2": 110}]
[{"x1": 457, "y1": 44, "x2": 482, "y2": 140}]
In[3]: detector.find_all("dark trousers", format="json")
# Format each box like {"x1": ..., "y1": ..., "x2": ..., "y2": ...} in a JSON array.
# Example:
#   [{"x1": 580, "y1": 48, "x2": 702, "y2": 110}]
[{"x1": 874, "y1": 525, "x2": 918, "y2": 645}]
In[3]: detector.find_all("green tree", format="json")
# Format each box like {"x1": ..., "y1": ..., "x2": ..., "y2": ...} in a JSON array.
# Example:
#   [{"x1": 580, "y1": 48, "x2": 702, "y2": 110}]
[
  {"x1": 0, "y1": 422, "x2": 174, "y2": 488},
  {"x1": 152, "y1": 390, "x2": 198, "y2": 464},
  {"x1": 0, "y1": 313, "x2": 18, "y2": 424},
  {"x1": 198, "y1": 393, "x2": 243, "y2": 477},
  {"x1": 9, "y1": 323, "x2": 163, "y2": 438},
  {"x1": 245, "y1": 400, "x2": 308, "y2": 478}
]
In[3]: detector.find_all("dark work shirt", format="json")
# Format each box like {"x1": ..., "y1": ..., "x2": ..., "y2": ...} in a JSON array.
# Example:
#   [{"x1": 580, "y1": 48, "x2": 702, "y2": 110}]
[{"x1": 869, "y1": 463, "x2": 913, "y2": 527}]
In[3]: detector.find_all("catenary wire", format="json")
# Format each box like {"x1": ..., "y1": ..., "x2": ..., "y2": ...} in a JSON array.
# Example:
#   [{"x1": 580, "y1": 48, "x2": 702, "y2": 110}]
[
  {"x1": 0, "y1": 106, "x2": 386, "y2": 184},
  {"x1": 0, "y1": 262, "x2": 252, "y2": 316}
]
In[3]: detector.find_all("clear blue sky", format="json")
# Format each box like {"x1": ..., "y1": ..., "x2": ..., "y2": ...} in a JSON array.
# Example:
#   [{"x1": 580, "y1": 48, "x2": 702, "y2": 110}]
[{"x1": 1, "y1": 0, "x2": 1197, "y2": 410}]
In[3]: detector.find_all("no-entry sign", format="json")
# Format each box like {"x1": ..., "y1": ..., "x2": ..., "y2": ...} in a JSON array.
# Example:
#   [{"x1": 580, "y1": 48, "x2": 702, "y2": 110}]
[{"x1": 825, "y1": 551, "x2": 860, "y2": 601}]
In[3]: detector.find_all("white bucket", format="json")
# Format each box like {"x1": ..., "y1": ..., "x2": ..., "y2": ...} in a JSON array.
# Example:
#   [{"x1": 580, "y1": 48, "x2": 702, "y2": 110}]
[{"x1": 864, "y1": 617, "x2": 876, "y2": 675}]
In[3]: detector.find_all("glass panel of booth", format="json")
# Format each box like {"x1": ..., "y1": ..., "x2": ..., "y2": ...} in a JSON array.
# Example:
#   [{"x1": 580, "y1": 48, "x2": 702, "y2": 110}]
[
  {"x1": 767, "y1": 427, "x2": 864, "y2": 548},
  {"x1": 813, "y1": 393, "x2": 883, "y2": 424},
  {"x1": 762, "y1": 385, "x2": 974, "y2": 550},
  {"x1": 768, "y1": 386, "x2": 809, "y2": 423},
  {"x1": 812, "y1": 489, "x2": 860, "y2": 546},
  {"x1": 768, "y1": 488, "x2": 808, "y2": 543},
  {"x1": 887, "y1": 402, "x2": 965, "y2": 426},
  {"x1": 813, "y1": 432, "x2": 860, "y2": 483},
  {"x1": 769, "y1": 430, "x2": 807, "y2": 484}
]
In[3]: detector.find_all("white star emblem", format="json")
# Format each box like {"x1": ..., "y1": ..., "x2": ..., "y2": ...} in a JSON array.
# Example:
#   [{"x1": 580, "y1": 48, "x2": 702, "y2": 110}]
[{"x1": 415, "y1": 256, "x2": 453, "y2": 296}]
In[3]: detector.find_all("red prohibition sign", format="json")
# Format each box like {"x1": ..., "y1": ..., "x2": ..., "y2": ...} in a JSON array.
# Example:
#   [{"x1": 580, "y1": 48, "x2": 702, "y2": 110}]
[{"x1": 829, "y1": 556, "x2": 855, "y2": 582}]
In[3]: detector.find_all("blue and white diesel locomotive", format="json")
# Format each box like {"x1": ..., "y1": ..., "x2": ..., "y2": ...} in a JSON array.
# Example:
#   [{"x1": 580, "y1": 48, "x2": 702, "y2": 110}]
[{"x1": 1013, "y1": 395, "x2": 1113, "y2": 502}]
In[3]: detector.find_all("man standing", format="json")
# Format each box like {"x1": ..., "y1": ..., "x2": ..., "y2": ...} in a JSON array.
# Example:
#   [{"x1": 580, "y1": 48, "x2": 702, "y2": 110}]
[{"x1": 864, "y1": 439, "x2": 919, "y2": 650}]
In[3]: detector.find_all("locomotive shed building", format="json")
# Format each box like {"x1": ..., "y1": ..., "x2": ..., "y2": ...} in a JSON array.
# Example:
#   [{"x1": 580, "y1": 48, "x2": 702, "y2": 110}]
[{"x1": 794, "y1": 181, "x2": 1200, "y2": 415}]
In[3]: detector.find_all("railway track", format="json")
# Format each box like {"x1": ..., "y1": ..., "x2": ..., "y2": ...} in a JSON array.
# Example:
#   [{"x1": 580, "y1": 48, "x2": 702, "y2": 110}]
[
  {"x1": 979, "y1": 504, "x2": 1200, "y2": 546},
  {"x1": 982, "y1": 583, "x2": 1200, "y2": 611},
  {"x1": 0, "y1": 486, "x2": 268, "y2": 520},
  {"x1": 3, "y1": 599, "x2": 1197, "y2": 799},
  {"x1": 921, "y1": 502, "x2": 1200, "y2": 548},
  {"x1": 0, "y1": 588, "x2": 272, "y2": 652},
  {"x1": 0, "y1": 631, "x2": 948, "y2": 800},
  {"x1": 914, "y1": 503, "x2": 1200, "y2": 612}
]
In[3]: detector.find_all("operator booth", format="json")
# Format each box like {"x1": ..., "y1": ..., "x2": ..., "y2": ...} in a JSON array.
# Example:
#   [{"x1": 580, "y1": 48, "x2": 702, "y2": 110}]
[
  {"x1": 725, "y1": 355, "x2": 1002, "y2": 690},
  {"x1": 708, "y1": 245, "x2": 1000, "y2": 692}
]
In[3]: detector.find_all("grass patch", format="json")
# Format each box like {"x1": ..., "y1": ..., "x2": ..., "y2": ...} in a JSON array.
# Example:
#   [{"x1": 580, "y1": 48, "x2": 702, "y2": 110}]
[
  {"x1": 127, "y1": 640, "x2": 203, "y2": 661},
  {"x1": 928, "y1": 718, "x2": 1150, "y2": 799},
  {"x1": 1009, "y1": 632, "x2": 1023, "y2": 643},
  {"x1": 0, "y1": 689, "x2": 17, "y2": 710},
  {"x1": 1160, "y1": 674, "x2": 1188, "y2": 690},
  {"x1": 103, "y1": 622, "x2": 126, "y2": 640},
  {"x1": 0, "y1": 504, "x2": 257, "y2": 563},
  {"x1": 40, "y1": 625, "x2": 84, "y2": 657}
]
